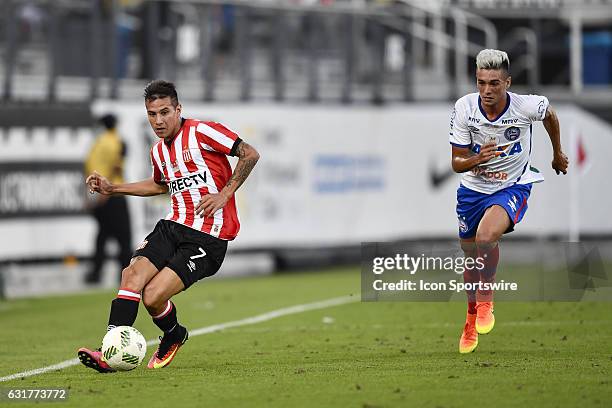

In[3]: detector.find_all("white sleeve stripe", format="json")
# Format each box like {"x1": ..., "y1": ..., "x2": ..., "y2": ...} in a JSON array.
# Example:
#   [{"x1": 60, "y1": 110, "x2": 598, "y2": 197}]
[
  {"x1": 151, "y1": 143, "x2": 164, "y2": 179},
  {"x1": 196, "y1": 122, "x2": 235, "y2": 150}
]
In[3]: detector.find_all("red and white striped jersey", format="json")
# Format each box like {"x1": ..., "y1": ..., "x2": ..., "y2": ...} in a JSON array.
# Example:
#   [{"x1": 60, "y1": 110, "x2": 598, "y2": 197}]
[{"x1": 149, "y1": 118, "x2": 242, "y2": 240}]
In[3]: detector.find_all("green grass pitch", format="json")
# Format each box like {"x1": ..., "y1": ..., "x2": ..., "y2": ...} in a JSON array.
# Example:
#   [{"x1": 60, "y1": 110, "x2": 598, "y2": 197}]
[{"x1": 1, "y1": 267, "x2": 611, "y2": 407}]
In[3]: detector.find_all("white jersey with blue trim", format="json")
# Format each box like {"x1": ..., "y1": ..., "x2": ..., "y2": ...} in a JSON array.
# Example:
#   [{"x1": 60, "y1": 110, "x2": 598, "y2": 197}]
[{"x1": 449, "y1": 91, "x2": 549, "y2": 194}]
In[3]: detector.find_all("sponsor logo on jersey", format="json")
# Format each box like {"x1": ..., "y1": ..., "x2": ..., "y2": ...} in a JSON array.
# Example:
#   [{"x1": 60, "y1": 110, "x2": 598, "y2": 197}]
[
  {"x1": 504, "y1": 126, "x2": 521, "y2": 141},
  {"x1": 471, "y1": 167, "x2": 508, "y2": 181},
  {"x1": 468, "y1": 116, "x2": 480, "y2": 124},
  {"x1": 501, "y1": 118, "x2": 519, "y2": 125},
  {"x1": 168, "y1": 172, "x2": 208, "y2": 195},
  {"x1": 471, "y1": 141, "x2": 522, "y2": 157}
]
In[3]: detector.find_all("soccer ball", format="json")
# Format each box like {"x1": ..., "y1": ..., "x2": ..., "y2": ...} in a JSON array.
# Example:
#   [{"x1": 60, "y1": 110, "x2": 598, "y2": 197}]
[{"x1": 101, "y1": 326, "x2": 147, "y2": 371}]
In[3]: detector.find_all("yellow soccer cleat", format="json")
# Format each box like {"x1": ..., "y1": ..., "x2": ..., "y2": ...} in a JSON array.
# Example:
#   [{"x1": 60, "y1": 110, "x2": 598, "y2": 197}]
[
  {"x1": 475, "y1": 301, "x2": 495, "y2": 334},
  {"x1": 459, "y1": 312, "x2": 478, "y2": 354}
]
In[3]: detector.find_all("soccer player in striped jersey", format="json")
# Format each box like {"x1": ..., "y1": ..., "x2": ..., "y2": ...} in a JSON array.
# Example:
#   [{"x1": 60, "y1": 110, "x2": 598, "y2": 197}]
[
  {"x1": 450, "y1": 50, "x2": 568, "y2": 353},
  {"x1": 78, "y1": 80, "x2": 259, "y2": 371}
]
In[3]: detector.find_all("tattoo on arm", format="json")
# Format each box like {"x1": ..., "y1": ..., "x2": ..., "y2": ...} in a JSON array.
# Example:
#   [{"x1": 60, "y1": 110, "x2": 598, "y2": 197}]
[{"x1": 225, "y1": 141, "x2": 258, "y2": 191}]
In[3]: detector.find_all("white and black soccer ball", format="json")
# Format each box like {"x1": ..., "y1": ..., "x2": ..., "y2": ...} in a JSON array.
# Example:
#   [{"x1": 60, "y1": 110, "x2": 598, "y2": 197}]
[{"x1": 101, "y1": 326, "x2": 147, "y2": 371}]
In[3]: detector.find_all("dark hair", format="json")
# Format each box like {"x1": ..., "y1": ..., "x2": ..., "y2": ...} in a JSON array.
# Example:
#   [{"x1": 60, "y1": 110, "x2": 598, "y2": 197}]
[
  {"x1": 143, "y1": 79, "x2": 179, "y2": 107},
  {"x1": 99, "y1": 113, "x2": 117, "y2": 130}
]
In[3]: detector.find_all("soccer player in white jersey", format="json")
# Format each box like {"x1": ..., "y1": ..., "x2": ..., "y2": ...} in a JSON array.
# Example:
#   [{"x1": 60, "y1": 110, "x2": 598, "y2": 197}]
[
  {"x1": 450, "y1": 50, "x2": 568, "y2": 353},
  {"x1": 78, "y1": 80, "x2": 259, "y2": 371}
]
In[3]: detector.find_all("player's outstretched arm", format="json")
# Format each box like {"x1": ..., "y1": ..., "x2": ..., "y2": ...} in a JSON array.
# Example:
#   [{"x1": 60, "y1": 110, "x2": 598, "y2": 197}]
[
  {"x1": 542, "y1": 106, "x2": 569, "y2": 175},
  {"x1": 195, "y1": 141, "x2": 260, "y2": 217},
  {"x1": 86, "y1": 171, "x2": 168, "y2": 197},
  {"x1": 451, "y1": 143, "x2": 497, "y2": 173}
]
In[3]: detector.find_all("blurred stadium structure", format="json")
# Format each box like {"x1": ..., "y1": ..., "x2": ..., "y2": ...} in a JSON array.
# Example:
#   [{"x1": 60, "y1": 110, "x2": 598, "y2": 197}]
[
  {"x1": 2, "y1": 0, "x2": 612, "y2": 104},
  {"x1": 1, "y1": 0, "x2": 611, "y2": 297}
]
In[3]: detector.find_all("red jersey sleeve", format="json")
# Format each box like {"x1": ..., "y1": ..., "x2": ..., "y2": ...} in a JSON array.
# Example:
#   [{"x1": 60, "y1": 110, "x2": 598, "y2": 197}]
[
  {"x1": 150, "y1": 146, "x2": 165, "y2": 185},
  {"x1": 195, "y1": 121, "x2": 242, "y2": 156}
]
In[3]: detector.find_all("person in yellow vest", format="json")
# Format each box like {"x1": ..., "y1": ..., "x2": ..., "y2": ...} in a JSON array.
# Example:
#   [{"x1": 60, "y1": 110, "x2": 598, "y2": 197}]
[{"x1": 84, "y1": 114, "x2": 132, "y2": 284}]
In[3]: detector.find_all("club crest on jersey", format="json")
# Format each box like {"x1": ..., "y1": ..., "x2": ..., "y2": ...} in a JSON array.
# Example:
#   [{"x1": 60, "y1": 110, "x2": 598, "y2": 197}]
[
  {"x1": 182, "y1": 149, "x2": 192, "y2": 162},
  {"x1": 504, "y1": 126, "x2": 521, "y2": 141}
]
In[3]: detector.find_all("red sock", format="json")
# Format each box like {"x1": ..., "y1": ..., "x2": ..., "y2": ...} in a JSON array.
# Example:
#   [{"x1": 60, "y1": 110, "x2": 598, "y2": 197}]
[
  {"x1": 477, "y1": 243, "x2": 499, "y2": 302},
  {"x1": 462, "y1": 242, "x2": 479, "y2": 314},
  {"x1": 464, "y1": 268, "x2": 479, "y2": 314}
]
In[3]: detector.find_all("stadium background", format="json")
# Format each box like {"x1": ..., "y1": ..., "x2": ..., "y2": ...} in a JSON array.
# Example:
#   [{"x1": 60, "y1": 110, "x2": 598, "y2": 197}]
[{"x1": 0, "y1": 1, "x2": 611, "y2": 406}]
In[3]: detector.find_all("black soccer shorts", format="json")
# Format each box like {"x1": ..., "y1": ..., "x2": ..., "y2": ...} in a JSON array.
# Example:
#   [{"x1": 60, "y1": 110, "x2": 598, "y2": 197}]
[{"x1": 133, "y1": 219, "x2": 228, "y2": 289}]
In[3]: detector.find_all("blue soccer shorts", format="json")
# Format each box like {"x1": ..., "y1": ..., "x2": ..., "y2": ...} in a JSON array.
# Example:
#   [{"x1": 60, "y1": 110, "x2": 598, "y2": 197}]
[{"x1": 456, "y1": 183, "x2": 533, "y2": 239}]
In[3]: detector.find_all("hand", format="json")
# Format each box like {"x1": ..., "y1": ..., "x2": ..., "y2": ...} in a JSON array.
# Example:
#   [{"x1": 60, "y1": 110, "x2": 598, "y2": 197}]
[
  {"x1": 195, "y1": 192, "x2": 229, "y2": 218},
  {"x1": 552, "y1": 151, "x2": 569, "y2": 175},
  {"x1": 86, "y1": 171, "x2": 114, "y2": 195},
  {"x1": 477, "y1": 142, "x2": 499, "y2": 164}
]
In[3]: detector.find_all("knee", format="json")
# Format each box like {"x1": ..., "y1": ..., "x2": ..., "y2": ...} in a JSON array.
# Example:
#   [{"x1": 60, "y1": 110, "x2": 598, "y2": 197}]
[
  {"x1": 460, "y1": 241, "x2": 477, "y2": 257},
  {"x1": 120, "y1": 264, "x2": 143, "y2": 291},
  {"x1": 475, "y1": 229, "x2": 499, "y2": 246},
  {"x1": 142, "y1": 283, "x2": 166, "y2": 312}
]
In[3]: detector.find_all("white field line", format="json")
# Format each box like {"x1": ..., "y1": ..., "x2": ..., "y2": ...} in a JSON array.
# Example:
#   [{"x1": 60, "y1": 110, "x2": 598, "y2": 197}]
[
  {"x1": 204, "y1": 319, "x2": 612, "y2": 334},
  {"x1": 0, "y1": 295, "x2": 358, "y2": 383}
]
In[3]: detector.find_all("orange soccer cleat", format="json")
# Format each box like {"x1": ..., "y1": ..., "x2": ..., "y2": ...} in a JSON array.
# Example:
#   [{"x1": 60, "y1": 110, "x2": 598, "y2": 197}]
[
  {"x1": 459, "y1": 313, "x2": 478, "y2": 354},
  {"x1": 475, "y1": 301, "x2": 495, "y2": 334},
  {"x1": 147, "y1": 326, "x2": 189, "y2": 369}
]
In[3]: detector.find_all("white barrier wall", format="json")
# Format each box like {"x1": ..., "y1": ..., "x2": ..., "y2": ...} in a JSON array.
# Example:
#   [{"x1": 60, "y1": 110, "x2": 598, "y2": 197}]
[{"x1": 1, "y1": 102, "x2": 611, "y2": 260}]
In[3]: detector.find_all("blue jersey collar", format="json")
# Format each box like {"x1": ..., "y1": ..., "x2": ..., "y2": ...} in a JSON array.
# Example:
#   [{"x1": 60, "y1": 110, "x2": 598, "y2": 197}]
[{"x1": 478, "y1": 92, "x2": 511, "y2": 123}]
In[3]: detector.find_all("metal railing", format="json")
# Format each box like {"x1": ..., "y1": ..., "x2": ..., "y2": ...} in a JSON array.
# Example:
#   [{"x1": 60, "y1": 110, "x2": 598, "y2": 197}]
[{"x1": 1, "y1": 0, "x2": 610, "y2": 104}]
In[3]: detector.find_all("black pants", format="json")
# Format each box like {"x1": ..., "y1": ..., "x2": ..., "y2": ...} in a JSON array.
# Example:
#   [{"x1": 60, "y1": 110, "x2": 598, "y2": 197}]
[{"x1": 87, "y1": 196, "x2": 132, "y2": 283}]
